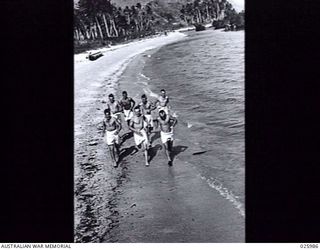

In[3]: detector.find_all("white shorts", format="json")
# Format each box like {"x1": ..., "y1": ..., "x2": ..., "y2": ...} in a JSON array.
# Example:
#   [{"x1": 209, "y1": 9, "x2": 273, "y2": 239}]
[
  {"x1": 123, "y1": 109, "x2": 133, "y2": 121},
  {"x1": 134, "y1": 129, "x2": 149, "y2": 146},
  {"x1": 160, "y1": 130, "x2": 174, "y2": 144},
  {"x1": 104, "y1": 129, "x2": 119, "y2": 145},
  {"x1": 144, "y1": 114, "x2": 154, "y2": 128}
]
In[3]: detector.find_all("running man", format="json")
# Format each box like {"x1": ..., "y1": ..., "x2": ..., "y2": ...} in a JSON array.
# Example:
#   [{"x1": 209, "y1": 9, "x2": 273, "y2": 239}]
[
  {"x1": 139, "y1": 94, "x2": 156, "y2": 146},
  {"x1": 102, "y1": 108, "x2": 122, "y2": 168},
  {"x1": 106, "y1": 93, "x2": 122, "y2": 121},
  {"x1": 129, "y1": 106, "x2": 150, "y2": 166},
  {"x1": 155, "y1": 89, "x2": 170, "y2": 114},
  {"x1": 119, "y1": 91, "x2": 135, "y2": 126},
  {"x1": 155, "y1": 110, "x2": 177, "y2": 166}
]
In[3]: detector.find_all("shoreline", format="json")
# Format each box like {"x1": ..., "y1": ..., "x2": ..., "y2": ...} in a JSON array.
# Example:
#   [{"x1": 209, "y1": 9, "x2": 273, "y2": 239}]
[
  {"x1": 74, "y1": 32, "x2": 188, "y2": 242},
  {"x1": 74, "y1": 29, "x2": 244, "y2": 242}
]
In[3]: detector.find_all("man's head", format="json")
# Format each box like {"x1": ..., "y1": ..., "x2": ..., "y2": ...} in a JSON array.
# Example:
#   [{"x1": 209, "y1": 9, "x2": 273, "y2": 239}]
[
  {"x1": 108, "y1": 94, "x2": 114, "y2": 103},
  {"x1": 160, "y1": 89, "x2": 166, "y2": 98},
  {"x1": 122, "y1": 91, "x2": 128, "y2": 98},
  {"x1": 104, "y1": 108, "x2": 111, "y2": 120},
  {"x1": 141, "y1": 94, "x2": 147, "y2": 103},
  {"x1": 159, "y1": 110, "x2": 166, "y2": 120},
  {"x1": 134, "y1": 106, "x2": 141, "y2": 116}
]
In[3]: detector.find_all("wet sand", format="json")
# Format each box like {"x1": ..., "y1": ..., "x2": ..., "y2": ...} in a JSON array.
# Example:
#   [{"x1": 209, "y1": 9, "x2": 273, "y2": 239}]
[{"x1": 74, "y1": 32, "x2": 244, "y2": 242}]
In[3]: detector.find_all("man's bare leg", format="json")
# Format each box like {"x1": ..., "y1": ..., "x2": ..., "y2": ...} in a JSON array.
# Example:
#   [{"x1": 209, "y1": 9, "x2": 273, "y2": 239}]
[
  {"x1": 115, "y1": 143, "x2": 120, "y2": 164},
  {"x1": 108, "y1": 144, "x2": 117, "y2": 168},
  {"x1": 164, "y1": 141, "x2": 172, "y2": 166},
  {"x1": 142, "y1": 143, "x2": 149, "y2": 166}
]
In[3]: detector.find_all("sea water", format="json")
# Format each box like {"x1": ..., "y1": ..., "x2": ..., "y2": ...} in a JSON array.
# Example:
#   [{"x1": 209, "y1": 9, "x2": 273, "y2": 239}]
[{"x1": 118, "y1": 29, "x2": 245, "y2": 216}]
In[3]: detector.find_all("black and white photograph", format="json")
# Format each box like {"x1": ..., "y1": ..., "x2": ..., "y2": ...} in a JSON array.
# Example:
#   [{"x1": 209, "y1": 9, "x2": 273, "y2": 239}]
[{"x1": 74, "y1": 0, "x2": 245, "y2": 243}]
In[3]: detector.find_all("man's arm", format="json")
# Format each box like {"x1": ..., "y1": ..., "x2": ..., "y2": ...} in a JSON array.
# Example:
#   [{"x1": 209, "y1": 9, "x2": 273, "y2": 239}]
[
  {"x1": 116, "y1": 101, "x2": 123, "y2": 113},
  {"x1": 170, "y1": 117, "x2": 177, "y2": 127},
  {"x1": 154, "y1": 99, "x2": 159, "y2": 107},
  {"x1": 151, "y1": 118, "x2": 161, "y2": 132},
  {"x1": 130, "y1": 98, "x2": 136, "y2": 110},
  {"x1": 166, "y1": 96, "x2": 169, "y2": 105},
  {"x1": 102, "y1": 120, "x2": 106, "y2": 136},
  {"x1": 114, "y1": 118, "x2": 122, "y2": 134}
]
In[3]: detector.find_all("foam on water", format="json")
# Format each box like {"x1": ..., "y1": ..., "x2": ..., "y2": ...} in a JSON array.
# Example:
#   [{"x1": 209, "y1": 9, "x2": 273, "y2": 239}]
[
  {"x1": 139, "y1": 73, "x2": 151, "y2": 81},
  {"x1": 199, "y1": 175, "x2": 245, "y2": 217}
]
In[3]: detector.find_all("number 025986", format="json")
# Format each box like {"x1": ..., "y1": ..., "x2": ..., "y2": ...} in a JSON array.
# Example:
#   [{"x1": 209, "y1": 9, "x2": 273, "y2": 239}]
[{"x1": 300, "y1": 244, "x2": 319, "y2": 248}]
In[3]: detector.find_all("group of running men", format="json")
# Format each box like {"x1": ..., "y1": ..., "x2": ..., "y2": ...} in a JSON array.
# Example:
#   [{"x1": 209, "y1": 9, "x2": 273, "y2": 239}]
[{"x1": 102, "y1": 89, "x2": 177, "y2": 167}]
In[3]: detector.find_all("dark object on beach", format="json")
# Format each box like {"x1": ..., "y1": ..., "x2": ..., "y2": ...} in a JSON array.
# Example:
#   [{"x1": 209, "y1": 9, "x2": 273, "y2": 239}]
[
  {"x1": 130, "y1": 203, "x2": 136, "y2": 208},
  {"x1": 192, "y1": 150, "x2": 208, "y2": 155},
  {"x1": 194, "y1": 23, "x2": 206, "y2": 32},
  {"x1": 87, "y1": 51, "x2": 104, "y2": 61}
]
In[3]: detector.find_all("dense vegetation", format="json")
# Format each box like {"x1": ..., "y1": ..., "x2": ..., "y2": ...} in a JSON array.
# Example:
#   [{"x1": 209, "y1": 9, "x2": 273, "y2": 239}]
[
  {"x1": 180, "y1": 0, "x2": 244, "y2": 29},
  {"x1": 74, "y1": 0, "x2": 244, "y2": 53}
]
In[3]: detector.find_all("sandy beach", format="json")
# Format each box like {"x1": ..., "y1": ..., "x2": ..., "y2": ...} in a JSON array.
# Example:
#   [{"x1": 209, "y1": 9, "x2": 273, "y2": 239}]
[{"x1": 74, "y1": 31, "x2": 244, "y2": 242}]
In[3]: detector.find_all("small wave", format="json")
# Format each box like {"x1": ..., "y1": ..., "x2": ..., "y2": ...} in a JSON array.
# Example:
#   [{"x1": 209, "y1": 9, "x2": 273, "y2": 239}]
[
  {"x1": 187, "y1": 122, "x2": 193, "y2": 128},
  {"x1": 143, "y1": 87, "x2": 159, "y2": 99},
  {"x1": 199, "y1": 175, "x2": 245, "y2": 217},
  {"x1": 139, "y1": 73, "x2": 150, "y2": 81}
]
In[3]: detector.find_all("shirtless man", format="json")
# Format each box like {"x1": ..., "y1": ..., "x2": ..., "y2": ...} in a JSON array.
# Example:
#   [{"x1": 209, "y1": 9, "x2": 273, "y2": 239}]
[
  {"x1": 139, "y1": 94, "x2": 156, "y2": 146},
  {"x1": 119, "y1": 91, "x2": 135, "y2": 126},
  {"x1": 106, "y1": 94, "x2": 122, "y2": 121},
  {"x1": 155, "y1": 110, "x2": 177, "y2": 166},
  {"x1": 102, "y1": 108, "x2": 122, "y2": 168},
  {"x1": 129, "y1": 106, "x2": 150, "y2": 166},
  {"x1": 155, "y1": 89, "x2": 170, "y2": 115}
]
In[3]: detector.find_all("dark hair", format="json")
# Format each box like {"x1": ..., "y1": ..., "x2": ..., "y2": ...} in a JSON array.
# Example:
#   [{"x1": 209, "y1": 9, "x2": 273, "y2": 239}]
[
  {"x1": 160, "y1": 89, "x2": 166, "y2": 92},
  {"x1": 134, "y1": 105, "x2": 141, "y2": 110},
  {"x1": 159, "y1": 110, "x2": 166, "y2": 116},
  {"x1": 141, "y1": 94, "x2": 147, "y2": 98},
  {"x1": 108, "y1": 94, "x2": 114, "y2": 98},
  {"x1": 122, "y1": 91, "x2": 127, "y2": 95},
  {"x1": 104, "y1": 108, "x2": 111, "y2": 115}
]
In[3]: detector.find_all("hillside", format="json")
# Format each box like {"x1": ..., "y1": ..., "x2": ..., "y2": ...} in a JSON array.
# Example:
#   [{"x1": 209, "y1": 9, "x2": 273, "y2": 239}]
[{"x1": 74, "y1": 0, "x2": 244, "y2": 53}]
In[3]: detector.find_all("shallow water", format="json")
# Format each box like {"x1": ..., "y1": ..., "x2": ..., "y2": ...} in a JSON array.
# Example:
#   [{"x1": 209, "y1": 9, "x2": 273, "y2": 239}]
[{"x1": 118, "y1": 29, "x2": 245, "y2": 215}]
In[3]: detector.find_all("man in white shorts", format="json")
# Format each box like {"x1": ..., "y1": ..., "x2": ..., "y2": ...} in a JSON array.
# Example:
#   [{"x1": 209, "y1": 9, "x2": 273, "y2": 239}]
[
  {"x1": 155, "y1": 89, "x2": 170, "y2": 115},
  {"x1": 139, "y1": 94, "x2": 156, "y2": 147},
  {"x1": 119, "y1": 91, "x2": 135, "y2": 126},
  {"x1": 129, "y1": 106, "x2": 150, "y2": 166},
  {"x1": 102, "y1": 108, "x2": 122, "y2": 168},
  {"x1": 155, "y1": 110, "x2": 177, "y2": 166},
  {"x1": 106, "y1": 93, "x2": 122, "y2": 121}
]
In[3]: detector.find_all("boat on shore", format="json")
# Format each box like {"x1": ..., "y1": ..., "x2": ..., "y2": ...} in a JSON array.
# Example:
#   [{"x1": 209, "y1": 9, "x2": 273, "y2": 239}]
[
  {"x1": 87, "y1": 51, "x2": 104, "y2": 61},
  {"x1": 194, "y1": 23, "x2": 206, "y2": 32}
]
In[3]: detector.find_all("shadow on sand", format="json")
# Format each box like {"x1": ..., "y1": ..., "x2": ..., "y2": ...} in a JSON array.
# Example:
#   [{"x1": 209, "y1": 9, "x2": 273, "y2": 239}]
[
  {"x1": 171, "y1": 145, "x2": 188, "y2": 162},
  {"x1": 120, "y1": 131, "x2": 133, "y2": 146},
  {"x1": 148, "y1": 144, "x2": 163, "y2": 163},
  {"x1": 118, "y1": 145, "x2": 139, "y2": 164}
]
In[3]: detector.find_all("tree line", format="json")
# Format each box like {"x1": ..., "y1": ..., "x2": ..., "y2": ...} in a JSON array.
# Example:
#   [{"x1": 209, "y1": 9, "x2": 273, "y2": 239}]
[
  {"x1": 180, "y1": 0, "x2": 244, "y2": 29},
  {"x1": 74, "y1": 0, "x2": 170, "y2": 42},
  {"x1": 74, "y1": 0, "x2": 244, "y2": 44}
]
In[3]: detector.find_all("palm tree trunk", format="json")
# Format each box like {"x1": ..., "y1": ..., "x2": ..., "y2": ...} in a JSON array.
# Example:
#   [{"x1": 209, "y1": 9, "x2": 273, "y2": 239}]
[
  {"x1": 111, "y1": 19, "x2": 118, "y2": 37},
  {"x1": 102, "y1": 14, "x2": 111, "y2": 37},
  {"x1": 85, "y1": 27, "x2": 90, "y2": 39},
  {"x1": 76, "y1": 29, "x2": 80, "y2": 40},
  {"x1": 216, "y1": 2, "x2": 220, "y2": 20},
  {"x1": 95, "y1": 17, "x2": 104, "y2": 39}
]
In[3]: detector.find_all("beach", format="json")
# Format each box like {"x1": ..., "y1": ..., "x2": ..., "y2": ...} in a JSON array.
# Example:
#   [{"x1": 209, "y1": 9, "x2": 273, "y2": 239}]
[{"x1": 74, "y1": 30, "x2": 244, "y2": 242}]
